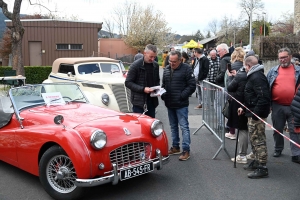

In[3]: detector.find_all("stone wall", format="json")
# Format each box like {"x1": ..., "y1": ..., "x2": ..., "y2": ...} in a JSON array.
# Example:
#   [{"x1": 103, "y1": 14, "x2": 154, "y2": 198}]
[{"x1": 263, "y1": 60, "x2": 279, "y2": 75}]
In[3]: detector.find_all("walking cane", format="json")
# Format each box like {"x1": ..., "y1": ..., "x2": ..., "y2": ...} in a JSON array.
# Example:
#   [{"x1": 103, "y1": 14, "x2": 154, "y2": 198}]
[{"x1": 234, "y1": 116, "x2": 240, "y2": 168}]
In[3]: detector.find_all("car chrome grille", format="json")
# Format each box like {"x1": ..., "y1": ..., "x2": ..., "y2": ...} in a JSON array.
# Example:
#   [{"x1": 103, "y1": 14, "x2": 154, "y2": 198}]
[
  {"x1": 110, "y1": 84, "x2": 132, "y2": 112},
  {"x1": 110, "y1": 142, "x2": 152, "y2": 169}
]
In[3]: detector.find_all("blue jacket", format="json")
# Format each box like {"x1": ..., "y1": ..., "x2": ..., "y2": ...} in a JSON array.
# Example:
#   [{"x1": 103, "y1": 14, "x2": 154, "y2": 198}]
[{"x1": 266, "y1": 64, "x2": 300, "y2": 98}]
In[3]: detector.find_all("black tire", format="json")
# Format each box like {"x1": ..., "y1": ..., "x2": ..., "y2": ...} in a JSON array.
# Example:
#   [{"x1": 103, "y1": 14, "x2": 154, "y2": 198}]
[{"x1": 39, "y1": 145, "x2": 84, "y2": 200}]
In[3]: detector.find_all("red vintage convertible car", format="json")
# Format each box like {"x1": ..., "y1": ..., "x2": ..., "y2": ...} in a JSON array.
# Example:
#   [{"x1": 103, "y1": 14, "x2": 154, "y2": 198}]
[{"x1": 0, "y1": 83, "x2": 169, "y2": 200}]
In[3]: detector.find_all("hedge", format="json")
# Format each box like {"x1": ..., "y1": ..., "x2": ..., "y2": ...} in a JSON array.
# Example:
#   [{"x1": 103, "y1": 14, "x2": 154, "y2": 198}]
[{"x1": 0, "y1": 66, "x2": 52, "y2": 84}]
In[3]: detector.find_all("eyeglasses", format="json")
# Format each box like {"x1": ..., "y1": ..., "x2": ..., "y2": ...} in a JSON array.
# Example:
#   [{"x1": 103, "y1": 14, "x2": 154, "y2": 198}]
[
  {"x1": 278, "y1": 56, "x2": 289, "y2": 60},
  {"x1": 169, "y1": 60, "x2": 178, "y2": 63},
  {"x1": 217, "y1": 49, "x2": 223, "y2": 53}
]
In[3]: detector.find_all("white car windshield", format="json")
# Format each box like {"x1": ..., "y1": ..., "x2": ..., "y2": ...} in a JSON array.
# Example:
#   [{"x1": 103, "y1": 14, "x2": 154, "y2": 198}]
[{"x1": 9, "y1": 83, "x2": 88, "y2": 111}]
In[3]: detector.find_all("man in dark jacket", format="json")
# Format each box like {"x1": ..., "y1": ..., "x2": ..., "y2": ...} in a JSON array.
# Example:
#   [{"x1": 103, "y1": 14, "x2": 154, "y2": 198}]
[
  {"x1": 125, "y1": 44, "x2": 160, "y2": 118},
  {"x1": 191, "y1": 48, "x2": 209, "y2": 109},
  {"x1": 161, "y1": 51, "x2": 196, "y2": 161},
  {"x1": 134, "y1": 50, "x2": 143, "y2": 61},
  {"x1": 238, "y1": 56, "x2": 270, "y2": 179},
  {"x1": 215, "y1": 43, "x2": 231, "y2": 87},
  {"x1": 291, "y1": 84, "x2": 300, "y2": 164}
]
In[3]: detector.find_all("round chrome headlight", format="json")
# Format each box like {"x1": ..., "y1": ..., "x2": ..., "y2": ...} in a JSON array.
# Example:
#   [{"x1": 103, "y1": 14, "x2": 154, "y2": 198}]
[
  {"x1": 101, "y1": 93, "x2": 109, "y2": 106},
  {"x1": 151, "y1": 120, "x2": 163, "y2": 137},
  {"x1": 90, "y1": 129, "x2": 107, "y2": 150}
]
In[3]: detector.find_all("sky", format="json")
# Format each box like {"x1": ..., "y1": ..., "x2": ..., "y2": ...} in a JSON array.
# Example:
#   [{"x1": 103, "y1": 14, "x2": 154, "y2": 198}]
[{"x1": 7, "y1": 0, "x2": 295, "y2": 35}]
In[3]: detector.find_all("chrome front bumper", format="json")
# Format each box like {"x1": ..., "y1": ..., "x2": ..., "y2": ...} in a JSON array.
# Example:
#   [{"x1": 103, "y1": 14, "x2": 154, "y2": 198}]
[{"x1": 75, "y1": 149, "x2": 169, "y2": 187}]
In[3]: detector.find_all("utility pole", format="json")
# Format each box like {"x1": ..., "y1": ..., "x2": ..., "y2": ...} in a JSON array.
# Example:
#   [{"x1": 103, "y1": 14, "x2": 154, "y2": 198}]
[
  {"x1": 249, "y1": 0, "x2": 253, "y2": 50},
  {"x1": 263, "y1": 12, "x2": 266, "y2": 36}
]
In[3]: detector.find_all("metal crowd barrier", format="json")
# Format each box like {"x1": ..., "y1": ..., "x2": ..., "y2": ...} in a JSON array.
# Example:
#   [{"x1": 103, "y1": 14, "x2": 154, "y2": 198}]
[{"x1": 193, "y1": 80, "x2": 230, "y2": 159}]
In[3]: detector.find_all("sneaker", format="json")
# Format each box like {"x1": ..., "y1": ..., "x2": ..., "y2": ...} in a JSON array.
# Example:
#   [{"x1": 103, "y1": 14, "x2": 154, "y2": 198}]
[
  {"x1": 246, "y1": 152, "x2": 255, "y2": 160},
  {"x1": 168, "y1": 147, "x2": 181, "y2": 155},
  {"x1": 231, "y1": 155, "x2": 247, "y2": 164},
  {"x1": 247, "y1": 166, "x2": 269, "y2": 179},
  {"x1": 179, "y1": 151, "x2": 190, "y2": 161},
  {"x1": 225, "y1": 132, "x2": 236, "y2": 140},
  {"x1": 243, "y1": 160, "x2": 259, "y2": 171},
  {"x1": 194, "y1": 104, "x2": 202, "y2": 109}
]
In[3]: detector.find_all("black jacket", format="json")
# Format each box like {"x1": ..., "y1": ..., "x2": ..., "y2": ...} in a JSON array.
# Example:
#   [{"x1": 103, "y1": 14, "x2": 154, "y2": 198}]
[
  {"x1": 291, "y1": 86, "x2": 300, "y2": 127},
  {"x1": 215, "y1": 53, "x2": 231, "y2": 87},
  {"x1": 125, "y1": 57, "x2": 160, "y2": 108},
  {"x1": 191, "y1": 56, "x2": 209, "y2": 81},
  {"x1": 244, "y1": 64, "x2": 270, "y2": 120},
  {"x1": 226, "y1": 67, "x2": 248, "y2": 130},
  {"x1": 227, "y1": 64, "x2": 247, "y2": 99},
  {"x1": 161, "y1": 63, "x2": 196, "y2": 108}
]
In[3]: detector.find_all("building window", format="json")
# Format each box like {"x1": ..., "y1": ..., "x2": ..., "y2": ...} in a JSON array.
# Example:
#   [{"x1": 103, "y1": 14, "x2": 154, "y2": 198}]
[
  {"x1": 70, "y1": 44, "x2": 83, "y2": 50},
  {"x1": 56, "y1": 44, "x2": 83, "y2": 50}
]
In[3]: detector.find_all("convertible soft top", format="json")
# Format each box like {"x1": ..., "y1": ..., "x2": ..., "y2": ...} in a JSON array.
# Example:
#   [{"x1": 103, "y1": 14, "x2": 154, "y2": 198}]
[{"x1": 52, "y1": 57, "x2": 120, "y2": 73}]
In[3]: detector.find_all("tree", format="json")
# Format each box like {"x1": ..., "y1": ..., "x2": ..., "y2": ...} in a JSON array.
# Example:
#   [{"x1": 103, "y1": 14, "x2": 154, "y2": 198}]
[
  {"x1": 0, "y1": 0, "x2": 25, "y2": 75},
  {"x1": 0, "y1": 28, "x2": 12, "y2": 59},
  {"x1": 205, "y1": 31, "x2": 212, "y2": 38},
  {"x1": 238, "y1": 0, "x2": 264, "y2": 41},
  {"x1": 102, "y1": 17, "x2": 115, "y2": 38},
  {"x1": 124, "y1": 5, "x2": 175, "y2": 50},
  {"x1": 208, "y1": 19, "x2": 218, "y2": 36},
  {"x1": 271, "y1": 11, "x2": 294, "y2": 36},
  {"x1": 107, "y1": 1, "x2": 176, "y2": 50},
  {"x1": 193, "y1": 30, "x2": 204, "y2": 41},
  {"x1": 111, "y1": 0, "x2": 139, "y2": 37}
]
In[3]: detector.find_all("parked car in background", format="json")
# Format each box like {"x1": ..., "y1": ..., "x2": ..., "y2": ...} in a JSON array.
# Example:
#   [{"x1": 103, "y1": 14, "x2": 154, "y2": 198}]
[
  {"x1": 0, "y1": 83, "x2": 169, "y2": 200},
  {"x1": 44, "y1": 57, "x2": 132, "y2": 112},
  {"x1": 243, "y1": 44, "x2": 251, "y2": 53}
]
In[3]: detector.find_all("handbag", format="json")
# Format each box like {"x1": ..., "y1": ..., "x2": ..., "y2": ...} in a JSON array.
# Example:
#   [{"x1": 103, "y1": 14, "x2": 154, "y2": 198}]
[{"x1": 222, "y1": 100, "x2": 230, "y2": 118}]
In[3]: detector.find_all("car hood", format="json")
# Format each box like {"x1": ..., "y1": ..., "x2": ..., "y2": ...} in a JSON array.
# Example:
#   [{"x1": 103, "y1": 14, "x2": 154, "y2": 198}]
[{"x1": 23, "y1": 103, "x2": 130, "y2": 128}]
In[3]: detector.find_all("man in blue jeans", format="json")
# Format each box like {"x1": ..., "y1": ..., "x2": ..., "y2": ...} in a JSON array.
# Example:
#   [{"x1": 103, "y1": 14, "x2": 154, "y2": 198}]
[{"x1": 161, "y1": 51, "x2": 196, "y2": 161}]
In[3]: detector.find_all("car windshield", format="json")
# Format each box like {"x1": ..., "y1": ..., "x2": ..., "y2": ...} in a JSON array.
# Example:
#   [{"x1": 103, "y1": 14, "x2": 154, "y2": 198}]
[{"x1": 9, "y1": 83, "x2": 88, "y2": 111}]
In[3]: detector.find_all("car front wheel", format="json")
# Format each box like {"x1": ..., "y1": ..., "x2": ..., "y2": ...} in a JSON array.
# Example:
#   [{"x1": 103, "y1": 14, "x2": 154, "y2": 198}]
[{"x1": 39, "y1": 145, "x2": 84, "y2": 200}]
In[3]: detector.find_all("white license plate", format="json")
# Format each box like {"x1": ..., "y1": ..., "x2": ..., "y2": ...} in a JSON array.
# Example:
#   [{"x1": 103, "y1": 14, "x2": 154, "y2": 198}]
[{"x1": 120, "y1": 162, "x2": 154, "y2": 181}]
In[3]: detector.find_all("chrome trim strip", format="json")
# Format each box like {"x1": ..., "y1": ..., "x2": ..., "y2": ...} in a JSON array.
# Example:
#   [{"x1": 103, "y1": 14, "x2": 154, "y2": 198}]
[{"x1": 75, "y1": 150, "x2": 169, "y2": 187}]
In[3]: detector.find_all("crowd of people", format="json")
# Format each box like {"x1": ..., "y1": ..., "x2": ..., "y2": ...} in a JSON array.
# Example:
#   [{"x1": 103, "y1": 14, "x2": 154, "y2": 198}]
[{"x1": 127, "y1": 44, "x2": 300, "y2": 179}]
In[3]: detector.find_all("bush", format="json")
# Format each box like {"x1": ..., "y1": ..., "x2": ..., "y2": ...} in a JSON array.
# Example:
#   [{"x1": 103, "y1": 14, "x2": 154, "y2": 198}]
[{"x1": 0, "y1": 66, "x2": 52, "y2": 84}]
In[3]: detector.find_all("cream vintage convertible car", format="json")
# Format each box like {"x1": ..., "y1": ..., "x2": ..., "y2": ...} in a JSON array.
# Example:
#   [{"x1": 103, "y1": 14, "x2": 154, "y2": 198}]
[{"x1": 44, "y1": 57, "x2": 132, "y2": 112}]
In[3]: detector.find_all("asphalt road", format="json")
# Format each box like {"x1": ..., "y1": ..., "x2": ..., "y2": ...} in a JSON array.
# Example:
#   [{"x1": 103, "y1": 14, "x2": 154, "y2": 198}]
[{"x1": 0, "y1": 68, "x2": 299, "y2": 200}]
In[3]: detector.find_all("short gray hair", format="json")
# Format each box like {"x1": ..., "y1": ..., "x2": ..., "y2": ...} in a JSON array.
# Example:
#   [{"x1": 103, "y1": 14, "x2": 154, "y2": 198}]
[
  {"x1": 170, "y1": 50, "x2": 182, "y2": 60},
  {"x1": 216, "y1": 43, "x2": 229, "y2": 53},
  {"x1": 244, "y1": 56, "x2": 258, "y2": 67},
  {"x1": 210, "y1": 50, "x2": 217, "y2": 54},
  {"x1": 278, "y1": 47, "x2": 292, "y2": 55},
  {"x1": 144, "y1": 44, "x2": 157, "y2": 53}
]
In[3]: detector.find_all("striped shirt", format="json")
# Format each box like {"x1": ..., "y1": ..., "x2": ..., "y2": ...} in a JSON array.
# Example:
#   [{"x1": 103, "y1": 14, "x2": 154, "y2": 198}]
[{"x1": 206, "y1": 57, "x2": 220, "y2": 83}]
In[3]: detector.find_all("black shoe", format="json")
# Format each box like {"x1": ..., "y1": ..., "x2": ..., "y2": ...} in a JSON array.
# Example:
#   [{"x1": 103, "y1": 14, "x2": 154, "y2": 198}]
[
  {"x1": 247, "y1": 166, "x2": 269, "y2": 179},
  {"x1": 273, "y1": 150, "x2": 282, "y2": 157},
  {"x1": 292, "y1": 155, "x2": 300, "y2": 164},
  {"x1": 243, "y1": 160, "x2": 259, "y2": 171}
]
